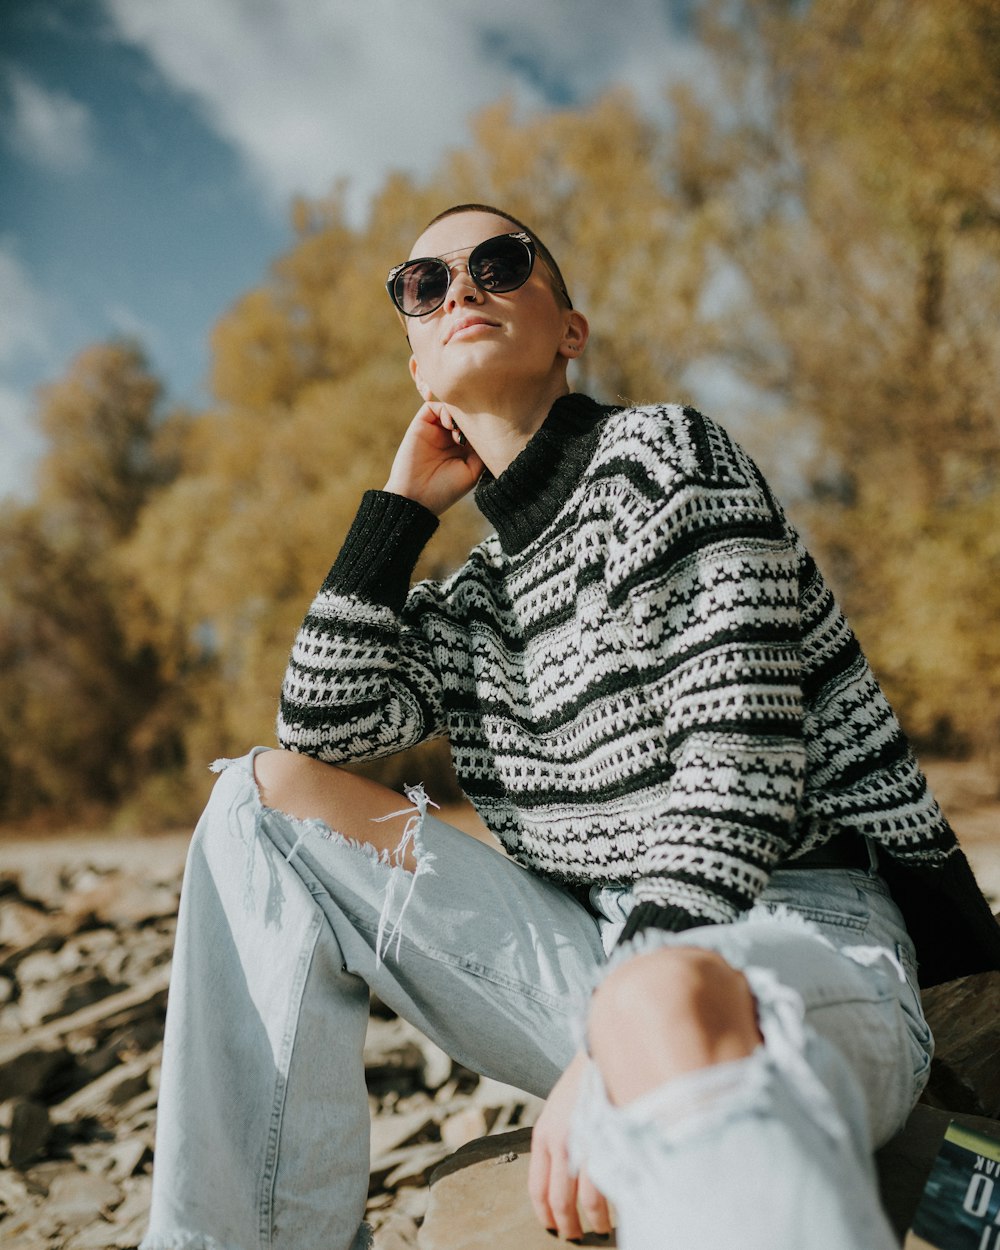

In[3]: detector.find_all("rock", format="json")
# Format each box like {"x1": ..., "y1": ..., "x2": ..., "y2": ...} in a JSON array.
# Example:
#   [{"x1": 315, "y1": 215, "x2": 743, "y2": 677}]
[
  {"x1": 421, "y1": 1129, "x2": 610, "y2": 1250},
  {"x1": 42, "y1": 1166, "x2": 122, "y2": 1228},
  {"x1": 0, "y1": 963, "x2": 171, "y2": 1101},
  {"x1": 440, "y1": 1106, "x2": 488, "y2": 1150},
  {"x1": 0, "y1": 1098, "x2": 51, "y2": 1169},
  {"x1": 101, "y1": 1137, "x2": 149, "y2": 1183},
  {"x1": 0, "y1": 1166, "x2": 32, "y2": 1216},
  {"x1": 0, "y1": 900, "x2": 54, "y2": 955},
  {"x1": 61, "y1": 1175, "x2": 153, "y2": 1249},
  {"x1": 0, "y1": 1043, "x2": 68, "y2": 1103},
  {"x1": 365, "y1": 1017, "x2": 426, "y2": 1087},
  {"x1": 920, "y1": 971, "x2": 1000, "y2": 1118},
  {"x1": 19, "y1": 973, "x2": 126, "y2": 1030},
  {"x1": 7, "y1": 863, "x2": 67, "y2": 913},
  {"x1": 62, "y1": 873, "x2": 179, "y2": 929},
  {"x1": 370, "y1": 1107, "x2": 437, "y2": 1169},
  {"x1": 417, "y1": 1037, "x2": 453, "y2": 1091},
  {"x1": 383, "y1": 1142, "x2": 453, "y2": 1190},
  {"x1": 373, "y1": 1211, "x2": 421, "y2": 1248},
  {"x1": 15, "y1": 949, "x2": 67, "y2": 986},
  {"x1": 51, "y1": 1051, "x2": 155, "y2": 1124}
]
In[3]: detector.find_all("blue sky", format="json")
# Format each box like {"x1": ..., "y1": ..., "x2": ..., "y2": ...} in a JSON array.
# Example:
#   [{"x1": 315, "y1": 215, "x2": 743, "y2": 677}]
[{"x1": 0, "y1": 0, "x2": 705, "y2": 500}]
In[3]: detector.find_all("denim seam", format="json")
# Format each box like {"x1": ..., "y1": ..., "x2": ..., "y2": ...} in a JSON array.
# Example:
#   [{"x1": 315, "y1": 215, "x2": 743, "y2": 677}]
[
  {"x1": 271, "y1": 814, "x2": 575, "y2": 1014},
  {"x1": 756, "y1": 906, "x2": 867, "y2": 931},
  {"x1": 336, "y1": 904, "x2": 574, "y2": 1012},
  {"x1": 258, "y1": 905, "x2": 324, "y2": 1248}
]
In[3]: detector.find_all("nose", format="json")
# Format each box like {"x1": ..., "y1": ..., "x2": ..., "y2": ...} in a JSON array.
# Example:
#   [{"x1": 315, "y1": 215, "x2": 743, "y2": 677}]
[{"x1": 444, "y1": 262, "x2": 482, "y2": 309}]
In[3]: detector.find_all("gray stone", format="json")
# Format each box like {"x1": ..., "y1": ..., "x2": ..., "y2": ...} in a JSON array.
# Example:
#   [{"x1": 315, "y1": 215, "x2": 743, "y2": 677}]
[
  {"x1": 1, "y1": 1098, "x2": 50, "y2": 1169},
  {"x1": 383, "y1": 1142, "x2": 453, "y2": 1191},
  {"x1": 52, "y1": 1052, "x2": 155, "y2": 1124},
  {"x1": 102, "y1": 1136, "x2": 149, "y2": 1183},
  {"x1": 0, "y1": 1045, "x2": 67, "y2": 1104},
  {"x1": 370, "y1": 1106, "x2": 437, "y2": 1168},
  {"x1": 63, "y1": 873, "x2": 179, "y2": 929},
  {"x1": 44, "y1": 1166, "x2": 122, "y2": 1227},
  {"x1": 373, "y1": 1211, "x2": 421, "y2": 1249},
  {"x1": 62, "y1": 1174, "x2": 152, "y2": 1249},
  {"x1": 365, "y1": 1017, "x2": 427, "y2": 1085},
  {"x1": 0, "y1": 900, "x2": 52, "y2": 955},
  {"x1": 0, "y1": 964, "x2": 171, "y2": 1089},
  {"x1": 15, "y1": 948, "x2": 67, "y2": 985},
  {"x1": 19, "y1": 972, "x2": 125, "y2": 1030}
]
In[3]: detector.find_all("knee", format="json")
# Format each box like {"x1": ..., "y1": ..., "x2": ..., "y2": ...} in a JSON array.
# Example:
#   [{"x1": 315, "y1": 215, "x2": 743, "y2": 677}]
[
  {"x1": 589, "y1": 946, "x2": 762, "y2": 1103},
  {"x1": 592, "y1": 946, "x2": 754, "y2": 1031}
]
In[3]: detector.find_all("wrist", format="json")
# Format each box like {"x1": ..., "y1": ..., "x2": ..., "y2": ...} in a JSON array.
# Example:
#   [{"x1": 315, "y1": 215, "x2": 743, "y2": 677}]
[{"x1": 382, "y1": 478, "x2": 427, "y2": 509}]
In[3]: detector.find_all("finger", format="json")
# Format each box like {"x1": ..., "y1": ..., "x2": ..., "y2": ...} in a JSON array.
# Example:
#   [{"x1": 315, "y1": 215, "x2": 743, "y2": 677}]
[
  {"x1": 427, "y1": 402, "x2": 453, "y2": 430},
  {"x1": 416, "y1": 405, "x2": 457, "y2": 450},
  {"x1": 527, "y1": 1135, "x2": 557, "y2": 1234},
  {"x1": 548, "y1": 1151, "x2": 585, "y2": 1242},
  {"x1": 578, "y1": 1168, "x2": 613, "y2": 1237}
]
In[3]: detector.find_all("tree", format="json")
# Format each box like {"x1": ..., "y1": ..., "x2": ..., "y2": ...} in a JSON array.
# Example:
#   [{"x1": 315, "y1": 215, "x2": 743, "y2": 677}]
[
  {"x1": 0, "y1": 343, "x2": 183, "y2": 822},
  {"x1": 731, "y1": 0, "x2": 1000, "y2": 753}
]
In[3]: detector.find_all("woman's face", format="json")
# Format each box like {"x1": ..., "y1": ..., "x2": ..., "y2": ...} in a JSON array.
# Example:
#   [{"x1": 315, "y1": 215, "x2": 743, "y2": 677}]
[{"x1": 403, "y1": 210, "x2": 585, "y2": 408}]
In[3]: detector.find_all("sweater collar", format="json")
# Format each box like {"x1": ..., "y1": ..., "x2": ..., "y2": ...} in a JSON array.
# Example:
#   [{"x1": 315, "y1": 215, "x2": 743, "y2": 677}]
[{"x1": 474, "y1": 392, "x2": 616, "y2": 554}]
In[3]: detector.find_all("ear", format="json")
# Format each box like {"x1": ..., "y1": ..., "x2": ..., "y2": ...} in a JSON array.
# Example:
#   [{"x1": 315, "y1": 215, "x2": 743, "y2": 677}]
[
  {"x1": 409, "y1": 355, "x2": 434, "y2": 402},
  {"x1": 558, "y1": 309, "x2": 590, "y2": 360}
]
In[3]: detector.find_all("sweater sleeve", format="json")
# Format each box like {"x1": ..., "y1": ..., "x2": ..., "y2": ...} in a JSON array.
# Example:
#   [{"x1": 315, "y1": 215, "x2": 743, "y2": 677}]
[
  {"x1": 607, "y1": 409, "x2": 808, "y2": 944},
  {"x1": 276, "y1": 489, "x2": 449, "y2": 763}
]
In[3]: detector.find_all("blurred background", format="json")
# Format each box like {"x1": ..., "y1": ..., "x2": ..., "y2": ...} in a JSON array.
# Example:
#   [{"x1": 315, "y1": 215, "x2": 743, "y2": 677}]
[{"x1": 1, "y1": 0, "x2": 998, "y2": 833}]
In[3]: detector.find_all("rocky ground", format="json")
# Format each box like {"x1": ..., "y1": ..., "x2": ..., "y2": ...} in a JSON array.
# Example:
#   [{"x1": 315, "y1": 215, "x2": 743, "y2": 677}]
[{"x1": 1, "y1": 759, "x2": 998, "y2": 1249}]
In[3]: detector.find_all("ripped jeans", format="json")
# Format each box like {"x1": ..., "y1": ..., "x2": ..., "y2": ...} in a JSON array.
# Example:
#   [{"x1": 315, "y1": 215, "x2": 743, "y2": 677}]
[{"x1": 141, "y1": 749, "x2": 932, "y2": 1250}]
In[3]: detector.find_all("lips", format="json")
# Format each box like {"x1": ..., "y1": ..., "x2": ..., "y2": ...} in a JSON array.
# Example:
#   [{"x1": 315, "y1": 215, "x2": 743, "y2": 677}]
[{"x1": 444, "y1": 316, "x2": 500, "y2": 345}]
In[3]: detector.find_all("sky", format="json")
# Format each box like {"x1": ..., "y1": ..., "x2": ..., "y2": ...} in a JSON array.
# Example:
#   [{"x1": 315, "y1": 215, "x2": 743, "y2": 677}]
[{"x1": 0, "y1": 0, "x2": 708, "y2": 501}]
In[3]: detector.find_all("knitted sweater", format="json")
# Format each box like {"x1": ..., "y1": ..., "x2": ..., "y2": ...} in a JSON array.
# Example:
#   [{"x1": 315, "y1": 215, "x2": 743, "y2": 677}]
[{"x1": 278, "y1": 393, "x2": 1000, "y2": 985}]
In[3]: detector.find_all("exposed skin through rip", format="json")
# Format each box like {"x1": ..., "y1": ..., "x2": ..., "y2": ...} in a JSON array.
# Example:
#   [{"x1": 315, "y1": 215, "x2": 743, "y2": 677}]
[{"x1": 253, "y1": 748, "x2": 421, "y2": 874}]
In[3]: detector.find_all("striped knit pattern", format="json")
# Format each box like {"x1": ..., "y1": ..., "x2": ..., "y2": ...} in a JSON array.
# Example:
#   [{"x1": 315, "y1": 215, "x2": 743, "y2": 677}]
[{"x1": 278, "y1": 395, "x2": 956, "y2": 935}]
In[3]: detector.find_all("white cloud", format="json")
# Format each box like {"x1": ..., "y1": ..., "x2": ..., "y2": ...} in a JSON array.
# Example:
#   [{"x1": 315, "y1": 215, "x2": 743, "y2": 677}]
[
  {"x1": 4, "y1": 67, "x2": 95, "y2": 173},
  {"x1": 105, "y1": 303, "x2": 166, "y2": 357},
  {"x1": 100, "y1": 0, "x2": 705, "y2": 219},
  {"x1": 0, "y1": 245, "x2": 62, "y2": 500},
  {"x1": 0, "y1": 384, "x2": 45, "y2": 501},
  {"x1": 0, "y1": 243, "x2": 57, "y2": 367}
]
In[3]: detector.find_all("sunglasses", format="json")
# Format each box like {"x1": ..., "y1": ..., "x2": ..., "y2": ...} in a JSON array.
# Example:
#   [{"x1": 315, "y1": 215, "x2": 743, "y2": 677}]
[{"x1": 386, "y1": 231, "x2": 568, "y2": 318}]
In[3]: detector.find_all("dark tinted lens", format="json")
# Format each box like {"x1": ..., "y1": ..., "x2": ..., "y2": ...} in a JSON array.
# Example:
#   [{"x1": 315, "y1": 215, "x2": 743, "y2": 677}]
[
  {"x1": 469, "y1": 235, "x2": 533, "y2": 292},
  {"x1": 394, "y1": 258, "x2": 449, "y2": 316}
]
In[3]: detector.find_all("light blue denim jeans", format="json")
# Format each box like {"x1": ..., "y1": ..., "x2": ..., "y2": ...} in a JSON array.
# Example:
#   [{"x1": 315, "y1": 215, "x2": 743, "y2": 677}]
[{"x1": 141, "y1": 748, "x2": 932, "y2": 1250}]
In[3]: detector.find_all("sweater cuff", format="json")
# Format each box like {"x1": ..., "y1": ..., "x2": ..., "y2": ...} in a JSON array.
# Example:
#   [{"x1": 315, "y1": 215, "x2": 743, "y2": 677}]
[
  {"x1": 323, "y1": 490, "x2": 439, "y2": 613},
  {"x1": 617, "y1": 900, "x2": 709, "y2": 947}
]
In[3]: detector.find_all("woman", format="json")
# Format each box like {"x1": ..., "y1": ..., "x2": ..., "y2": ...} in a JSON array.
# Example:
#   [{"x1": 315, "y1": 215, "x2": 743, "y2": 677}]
[{"x1": 142, "y1": 204, "x2": 1000, "y2": 1250}]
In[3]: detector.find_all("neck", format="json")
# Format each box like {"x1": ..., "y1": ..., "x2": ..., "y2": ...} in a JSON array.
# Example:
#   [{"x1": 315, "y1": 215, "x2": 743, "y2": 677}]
[{"x1": 446, "y1": 377, "x2": 571, "y2": 477}]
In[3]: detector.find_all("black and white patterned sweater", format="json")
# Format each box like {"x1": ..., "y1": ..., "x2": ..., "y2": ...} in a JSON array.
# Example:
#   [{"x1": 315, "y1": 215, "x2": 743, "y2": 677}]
[{"x1": 278, "y1": 393, "x2": 1000, "y2": 985}]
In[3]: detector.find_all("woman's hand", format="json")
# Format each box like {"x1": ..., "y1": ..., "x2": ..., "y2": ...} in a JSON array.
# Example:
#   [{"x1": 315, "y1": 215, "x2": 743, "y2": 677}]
[
  {"x1": 383, "y1": 402, "x2": 485, "y2": 517},
  {"x1": 529, "y1": 1049, "x2": 613, "y2": 1242}
]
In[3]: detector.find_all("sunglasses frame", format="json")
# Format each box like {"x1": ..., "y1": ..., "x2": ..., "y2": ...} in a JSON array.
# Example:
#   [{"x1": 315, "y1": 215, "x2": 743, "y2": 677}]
[{"x1": 386, "y1": 231, "x2": 538, "y2": 318}]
